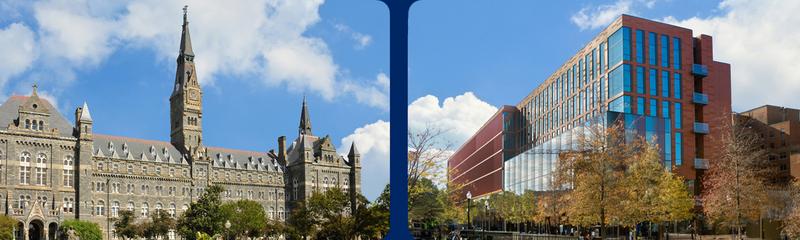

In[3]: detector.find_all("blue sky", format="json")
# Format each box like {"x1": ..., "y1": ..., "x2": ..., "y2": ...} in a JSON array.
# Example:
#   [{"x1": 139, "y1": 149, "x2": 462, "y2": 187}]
[
  {"x1": 407, "y1": 0, "x2": 800, "y2": 147},
  {"x1": 0, "y1": 0, "x2": 389, "y2": 200}
]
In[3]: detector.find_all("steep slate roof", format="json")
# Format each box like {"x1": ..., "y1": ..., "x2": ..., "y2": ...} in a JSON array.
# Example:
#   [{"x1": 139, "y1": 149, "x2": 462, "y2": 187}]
[
  {"x1": 0, "y1": 95, "x2": 74, "y2": 137},
  {"x1": 93, "y1": 134, "x2": 281, "y2": 172}
]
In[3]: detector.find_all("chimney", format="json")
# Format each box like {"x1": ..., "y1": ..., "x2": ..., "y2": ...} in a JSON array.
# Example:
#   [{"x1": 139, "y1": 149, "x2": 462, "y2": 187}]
[{"x1": 278, "y1": 136, "x2": 287, "y2": 164}]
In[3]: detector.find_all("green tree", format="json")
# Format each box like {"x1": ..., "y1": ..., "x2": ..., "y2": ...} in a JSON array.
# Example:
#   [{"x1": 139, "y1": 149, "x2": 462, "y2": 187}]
[
  {"x1": 263, "y1": 219, "x2": 287, "y2": 238},
  {"x1": 142, "y1": 209, "x2": 176, "y2": 239},
  {"x1": 177, "y1": 185, "x2": 226, "y2": 240},
  {"x1": 59, "y1": 220, "x2": 103, "y2": 240},
  {"x1": 409, "y1": 178, "x2": 444, "y2": 228},
  {"x1": 221, "y1": 199, "x2": 267, "y2": 239},
  {"x1": 112, "y1": 210, "x2": 141, "y2": 240},
  {"x1": 287, "y1": 200, "x2": 318, "y2": 239},
  {"x1": 519, "y1": 190, "x2": 537, "y2": 232},
  {"x1": 0, "y1": 215, "x2": 17, "y2": 240},
  {"x1": 308, "y1": 188, "x2": 355, "y2": 239},
  {"x1": 353, "y1": 192, "x2": 389, "y2": 239}
]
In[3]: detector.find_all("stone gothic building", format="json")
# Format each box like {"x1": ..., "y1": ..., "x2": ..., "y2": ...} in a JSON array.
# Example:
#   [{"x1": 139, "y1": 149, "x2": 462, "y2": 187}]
[{"x1": 0, "y1": 9, "x2": 361, "y2": 240}]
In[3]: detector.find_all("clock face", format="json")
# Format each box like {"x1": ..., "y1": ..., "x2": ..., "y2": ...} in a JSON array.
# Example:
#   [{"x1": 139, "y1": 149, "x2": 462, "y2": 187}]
[{"x1": 189, "y1": 90, "x2": 199, "y2": 101}]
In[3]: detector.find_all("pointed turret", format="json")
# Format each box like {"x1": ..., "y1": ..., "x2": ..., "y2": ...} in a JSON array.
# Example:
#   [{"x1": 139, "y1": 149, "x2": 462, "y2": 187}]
[
  {"x1": 79, "y1": 102, "x2": 93, "y2": 122},
  {"x1": 348, "y1": 141, "x2": 361, "y2": 168},
  {"x1": 348, "y1": 141, "x2": 359, "y2": 157},
  {"x1": 299, "y1": 97, "x2": 312, "y2": 136}
]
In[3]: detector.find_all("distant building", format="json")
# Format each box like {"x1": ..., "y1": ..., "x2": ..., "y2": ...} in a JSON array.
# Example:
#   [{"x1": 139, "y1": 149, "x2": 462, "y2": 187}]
[
  {"x1": 448, "y1": 14, "x2": 732, "y2": 201},
  {"x1": 736, "y1": 105, "x2": 800, "y2": 183},
  {"x1": 0, "y1": 9, "x2": 361, "y2": 240}
]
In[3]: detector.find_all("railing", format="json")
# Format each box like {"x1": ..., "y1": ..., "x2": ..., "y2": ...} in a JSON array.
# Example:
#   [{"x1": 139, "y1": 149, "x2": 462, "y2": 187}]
[
  {"x1": 692, "y1": 92, "x2": 708, "y2": 105},
  {"x1": 693, "y1": 122, "x2": 709, "y2": 134},
  {"x1": 694, "y1": 158, "x2": 709, "y2": 170},
  {"x1": 692, "y1": 64, "x2": 709, "y2": 77}
]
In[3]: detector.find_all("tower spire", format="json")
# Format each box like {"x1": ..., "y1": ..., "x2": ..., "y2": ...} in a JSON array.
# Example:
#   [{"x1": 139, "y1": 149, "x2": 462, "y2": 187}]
[
  {"x1": 299, "y1": 96, "x2": 312, "y2": 136},
  {"x1": 179, "y1": 5, "x2": 194, "y2": 57},
  {"x1": 171, "y1": 5, "x2": 203, "y2": 157}
]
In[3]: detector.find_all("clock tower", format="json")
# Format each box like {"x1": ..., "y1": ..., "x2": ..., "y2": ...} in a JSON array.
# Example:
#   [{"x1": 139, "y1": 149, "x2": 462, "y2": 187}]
[{"x1": 170, "y1": 6, "x2": 204, "y2": 157}]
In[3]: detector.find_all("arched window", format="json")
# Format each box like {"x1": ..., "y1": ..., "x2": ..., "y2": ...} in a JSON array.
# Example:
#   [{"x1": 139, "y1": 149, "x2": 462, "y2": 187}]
[
  {"x1": 19, "y1": 152, "x2": 31, "y2": 184},
  {"x1": 25, "y1": 119, "x2": 30, "y2": 129},
  {"x1": 169, "y1": 203, "x2": 176, "y2": 217},
  {"x1": 127, "y1": 164, "x2": 133, "y2": 174},
  {"x1": 112, "y1": 201, "x2": 120, "y2": 217},
  {"x1": 155, "y1": 203, "x2": 163, "y2": 212},
  {"x1": 279, "y1": 207, "x2": 285, "y2": 220},
  {"x1": 34, "y1": 153, "x2": 46, "y2": 185},
  {"x1": 141, "y1": 202, "x2": 149, "y2": 217},
  {"x1": 63, "y1": 155, "x2": 74, "y2": 187},
  {"x1": 38, "y1": 120, "x2": 43, "y2": 130},
  {"x1": 96, "y1": 200, "x2": 105, "y2": 216},
  {"x1": 127, "y1": 202, "x2": 135, "y2": 212},
  {"x1": 18, "y1": 195, "x2": 31, "y2": 209},
  {"x1": 31, "y1": 120, "x2": 38, "y2": 131},
  {"x1": 323, "y1": 177, "x2": 328, "y2": 188},
  {"x1": 269, "y1": 207, "x2": 275, "y2": 220}
]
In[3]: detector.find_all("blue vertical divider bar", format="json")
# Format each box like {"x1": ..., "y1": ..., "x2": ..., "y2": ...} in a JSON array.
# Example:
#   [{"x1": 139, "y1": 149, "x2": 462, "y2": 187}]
[{"x1": 378, "y1": 0, "x2": 417, "y2": 238}]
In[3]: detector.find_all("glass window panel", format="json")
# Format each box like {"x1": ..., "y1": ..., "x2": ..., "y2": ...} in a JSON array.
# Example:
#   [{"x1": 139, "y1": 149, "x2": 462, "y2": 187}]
[
  {"x1": 608, "y1": 96, "x2": 631, "y2": 113},
  {"x1": 662, "y1": 70, "x2": 670, "y2": 97},
  {"x1": 662, "y1": 101, "x2": 670, "y2": 119},
  {"x1": 674, "y1": 73, "x2": 681, "y2": 99},
  {"x1": 675, "y1": 102, "x2": 682, "y2": 129},
  {"x1": 637, "y1": 97, "x2": 645, "y2": 115},
  {"x1": 608, "y1": 27, "x2": 631, "y2": 66},
  {"x1": 636, "y1": 66, "x2": 645, "y2": 94},
  {"x1": 649, "y1": 99, "x2": 658, "y2": 117},
  {"x1": 636, "y1": 29, "x2": 644, "y2": 63},
  {"x1": 600, "y1": 42, "x2": 606, "y2": 71},
  {"x1": 649, "y1": 68, "x2": 658, "y2": 96},
  {"x1": 649, "y1": 32, "x2": 657, "y2": 65},
  {"x1": 608, "y1": 64, "x2": 630, "y2": 97}
]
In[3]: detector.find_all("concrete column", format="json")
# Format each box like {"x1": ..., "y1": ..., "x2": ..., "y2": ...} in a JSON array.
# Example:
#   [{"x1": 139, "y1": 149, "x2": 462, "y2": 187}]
[{"x1": 22, "y1": 225, "x2": 28, "y2": 240}]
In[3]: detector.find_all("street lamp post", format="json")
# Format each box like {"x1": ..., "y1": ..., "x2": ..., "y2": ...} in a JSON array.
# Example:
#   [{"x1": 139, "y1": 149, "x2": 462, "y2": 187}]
[
  {"x1": 466, "y1": 191, "x2": 472, "y2": 231},
  {"x1": 484, "y1": 201, "x2": 489, "y2": 231}
]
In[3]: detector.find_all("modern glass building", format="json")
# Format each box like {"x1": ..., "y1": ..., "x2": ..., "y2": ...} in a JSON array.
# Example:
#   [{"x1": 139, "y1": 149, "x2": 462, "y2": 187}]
[{"x1": 449, "y1": 15, "x2": 731, "y2": 201}]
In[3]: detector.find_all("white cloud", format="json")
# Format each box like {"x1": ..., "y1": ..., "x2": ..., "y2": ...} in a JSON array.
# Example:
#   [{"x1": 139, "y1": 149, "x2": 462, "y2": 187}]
[
  {"x1": 0, "y1": 22, "x2": 36, "y2": 90},
  {"x1": 343, "y1": 72, "x2": 389, "y2": 110},
  {"x1": 334, "y1": 23, "x2": 372, "y2": 49},
  {"x1": 1, "y1": 0, "x2": 387, "y2": 109},
  {"x1": 339, "y1": 120, "x2": 390, "y2": 201},
  {"x1": 571, "y1": 0, "x2": 633, "y2": 30},
  {"x1": 408, "y1": 92, "x2": 498, "y2": 146},
  {"x1": 663, "y1": 0, "x2": 800, "y2": 110}
]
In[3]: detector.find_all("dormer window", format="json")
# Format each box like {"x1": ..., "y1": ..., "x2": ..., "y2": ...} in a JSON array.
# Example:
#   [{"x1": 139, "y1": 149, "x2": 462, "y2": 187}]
[{"x1": 122, "y1": 143, "x2": 129, "y2": 155}]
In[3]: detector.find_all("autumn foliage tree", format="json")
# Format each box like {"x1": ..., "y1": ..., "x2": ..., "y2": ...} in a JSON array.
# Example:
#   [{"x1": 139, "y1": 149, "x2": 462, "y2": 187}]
[
  {"x1": 556, "y1": 120, "x2": 693, "y2": 239},
  {"x1": 408, "y1": 126, "x2": 451, "y2": 216},
  {"x1": 701, "y1": 119, "x2": 771, "y2": 238},
  {"x1": 556, "y1": 122, "x2": 640, "y2": 238},
  {"x1": 780, "y1": 180, "x2": 800, "y2": 239}
]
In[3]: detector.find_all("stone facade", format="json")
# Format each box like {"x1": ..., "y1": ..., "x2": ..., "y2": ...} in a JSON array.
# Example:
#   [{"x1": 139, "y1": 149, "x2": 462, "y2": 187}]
[{"x1": 0, "y1": 10, "x2": 361, "y2": 240}]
